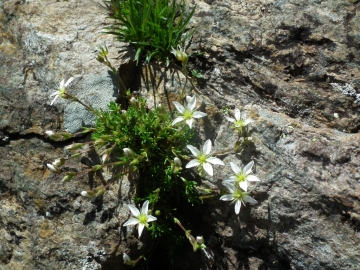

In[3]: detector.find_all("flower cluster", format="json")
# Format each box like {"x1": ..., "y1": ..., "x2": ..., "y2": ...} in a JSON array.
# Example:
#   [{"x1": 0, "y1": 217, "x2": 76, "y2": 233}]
[
  {"x1": 220, "y1": 161, "x2": 260, "y2": 214},
  {"x1": 46, "y1": 62, "x2": 261, "y2": 268}
]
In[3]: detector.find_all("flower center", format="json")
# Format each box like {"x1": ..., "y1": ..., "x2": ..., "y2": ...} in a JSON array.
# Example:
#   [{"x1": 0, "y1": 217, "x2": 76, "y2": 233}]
[
  {"x1": 234, "y1": 119, "x2": 245, "y2": 128},
  {"x1": 236, "y1": 173, "x2": 246, "y2": 182},
  {"x1": 233, "y1": 189, "x2": 245, "y2": 200},
  {"x1": 183, "y1": 110, "x2": 193, "y2": 120},
  {"x1": 138, "y1": 214, "x2": 148, "y2": 224},
  {"x1": 198, "y1": 154, "x2": 207, "y2": 163}
]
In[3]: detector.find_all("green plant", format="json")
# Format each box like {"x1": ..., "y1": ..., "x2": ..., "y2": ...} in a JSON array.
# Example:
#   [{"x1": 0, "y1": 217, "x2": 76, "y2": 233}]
[
  {"x1": 102, "y1": 0, "x2": 196, "y2": 65},
  {"x1": 46, "y1": 49, "x2": 260, "y2": 269},
  {"x1": 190, "y1": 69, "x2": 203, "y2": 79}
]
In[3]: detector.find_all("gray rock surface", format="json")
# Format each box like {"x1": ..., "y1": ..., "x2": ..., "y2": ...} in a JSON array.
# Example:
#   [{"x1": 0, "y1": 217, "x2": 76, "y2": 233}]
[
  {"x1": 63, "y1": 72, "x2": 120, "y2": 133},
  {"x1": 0, "y1": 0, "x2": 359, "y2": 269}
]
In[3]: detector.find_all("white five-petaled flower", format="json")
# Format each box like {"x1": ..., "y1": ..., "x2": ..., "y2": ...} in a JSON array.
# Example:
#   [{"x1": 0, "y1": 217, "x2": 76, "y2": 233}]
[
  {"x1": 186, "y1": 139, "x2": 224, "y2": 176},
  {"x1": 50, "y1": 77, "x2": 74, "y2": 105},
  {"x1": 225, "y1": 108, "x2": 253, "y2": 128},
  {"x1": 123, "y1": 200, "x2": 157, "y2": 237},
  {"x1": 220, "y1": 182, "x2": 258, "y2": 214},
  {"x1": 225, "y1": 161, "x2": 260, "y2": 191},
  {"x1": 172, "y1": 96, "x2": 207, "y2": 129}
]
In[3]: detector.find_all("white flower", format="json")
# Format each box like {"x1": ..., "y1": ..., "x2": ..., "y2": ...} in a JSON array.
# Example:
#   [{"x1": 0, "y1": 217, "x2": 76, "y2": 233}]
[
  {"x1": 225, "y1": 161, "x2": 260, "y2": 191},
  {"x1": 50, "y1": 77, "x2": 74, "y2": 105},
  {"x1": 186, "y1": 139, "x2": 224, "y2": 176},
  {"x1": 225, "y1": 108, "x2": 253, "y2": 128},
  {"x1": 123, "y1": 200, "x2": 157, "y2": 237},
  {"x1": 220, "y1": 183, "x2": 257, "y2": 214},
  {"x1": 172, "y1": 96, "x2": 207, "y2": 129}
]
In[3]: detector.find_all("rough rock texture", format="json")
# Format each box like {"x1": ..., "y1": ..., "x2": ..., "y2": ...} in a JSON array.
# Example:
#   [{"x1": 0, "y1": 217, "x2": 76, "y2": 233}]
[{"x1": 1, "y1": 0, "x2": 360, "y2": 269}]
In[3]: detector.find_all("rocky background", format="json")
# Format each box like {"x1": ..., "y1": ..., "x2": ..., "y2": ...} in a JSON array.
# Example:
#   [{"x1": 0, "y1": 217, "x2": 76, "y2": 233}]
[{"x1": 0, "y1": 0, "x2": 359, "y2": 269}]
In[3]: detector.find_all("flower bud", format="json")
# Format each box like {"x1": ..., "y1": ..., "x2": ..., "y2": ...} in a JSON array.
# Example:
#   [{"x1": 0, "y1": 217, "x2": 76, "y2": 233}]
[
  {"x1": 174, "y1": 157, "x2": 182, "y2": 167},
  {"x1": 98, "y1": 46, "x2": 109, "y2": 57},
  {"x1": 130, "y1": 97, "x2": 137, "y2": 106},
  {"x1": 52, "y1": 158, "x2": 65, "y2": 167},
  {"x1": 47, "y1": 163, "x2": 61, "y2": 174},
  {"x1": 96, "y1": 55, "x2": 105, "y2": 63},
  {"x1": 95, "y1": 187, "x2": 106, "y2": 197},
  {"x1": 91, "y1": 164, "x2": 103, "y2": 172},
  {"x1": 196, "y1": 236, "x2": 204, "y2": 245},
  {"x1": 123, "y1": 253, "x2": 135, "y2": 267},
  {"x1": 94, "y1": 139, "x2": 105, "y2": 147},
  {"x1": 45, "y1": 130, "x2": 60, "y2": 141},
  {"x1": 61, "y1": 172, "x2": 76, "y2": 183},
  {"x1": 45, "y1": 130, "x2": 55, "y2": 137},
  {"x1": 101, "y1": 153, "x2": 109, "y2": 163},
  {"x1": 171, "y1": 45, "x2": 188, "y2": 63},
  {"x1": 65, "y1": 143, "x2": 83, "y2": 151},
  {"x1": 81, "y1": 190, "x2": 95, "y2": 198},
  {"x1": 123, "y1": 148, "x2": 135, "y2": 159}
]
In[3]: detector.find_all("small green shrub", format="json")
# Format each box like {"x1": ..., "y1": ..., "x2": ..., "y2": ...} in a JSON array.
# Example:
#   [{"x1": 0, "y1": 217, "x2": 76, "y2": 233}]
[{"x1": 102, "y1": 0, "x2": 196, "y2": 64}]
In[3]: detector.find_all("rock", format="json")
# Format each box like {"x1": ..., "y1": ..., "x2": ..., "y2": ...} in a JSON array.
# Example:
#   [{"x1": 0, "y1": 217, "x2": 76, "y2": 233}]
[{"x1": 1, "y1": 0, "x2": 360, "y2": 269}]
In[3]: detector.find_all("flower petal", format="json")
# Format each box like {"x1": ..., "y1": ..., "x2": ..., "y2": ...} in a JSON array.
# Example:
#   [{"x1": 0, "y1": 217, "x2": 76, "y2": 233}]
[
  {"x1": 207, "y1": 157, "x2": 225, "y2": 166},
  {"x1": 244, "y1": 161, "x2": 254, "y2": 174},
  {"x1": 50, "y1": 95, "x2": 59, "y2": 106},
  {"x1": 64, "y1": 77, "x2": 74, "y2": 87},
  {"x1": 186, "y1": 145, "x2": 200, "y2": 156},
  {"x1": 202, "y1": 139, "x2": 212, "y2": 155},
  {"x1": 138, "y1": 223, "x2": 145, "y2": 237},
  {"x1": 192, "y1": 111, "x2": 207, "y2": 118},
  {"x1": 230, "y1": 162, "x2": 241, "y2": 174},
  {"x1": 223, "y1": 182, "x2": 236, "y2": 193},
  {"x1": 239, "y1": 181, "x2": 248, "y2": 192},
  {"x1": 50, "y1": 91, "x2": 59, "y2": 97},
  {"x1": 173, "y1": 101, "x2": 185, "y2": 113},
  {"x1": 235, "y1": 200, "x2": 241, "y2": 214},
  {"x1": 141, "y1": 200, "x2": 149, "y2": 215},
  {"x1": 186, "y1": 159, "x2": 201, "y2": 168},
  {"x1": 128, "y1": 204, "x2": 140, "y2": 217},
  {"x1": 244, "y1": 195, "x2": 258, "y2": 205},
  {"x1": 220, "y1": 194, "x2": 234, "y2": 201},
  {"x1": 225, "y1": 116, "x2": 235, "y2": 123},
  {"x1": 123, "y1": 218, "x2": 140, "y2": 226},
  {"x1": 187, "y1": 96, "x2": 196, "y2": 111},
  {"x1": 147, "y1": 215, "x2": 157, "y2": 222},
  {"x1": 228, "y1": 176, "x2": 237, "y2": 182},
  {"x1": 246, "y1": 175, "x2": 260, "y2": 182},
  {"x1": 59, "y1": 79, "x2": 65, "y2": 89},
  {"x1": 234, "y1": 108, "x2": 241, "y2": 121},
  {"x1": 185, "y1": 118, "x2": 194, "y2": 129},
  {"x1": 244, "y1": 119, "x2": 254, "y2": 125},
  {"x1": 172, "y1": 116, "x2": 185, "y2": 126},
  {"x1": 203, "y1": 162, "x2": 213, "y2": 176}
]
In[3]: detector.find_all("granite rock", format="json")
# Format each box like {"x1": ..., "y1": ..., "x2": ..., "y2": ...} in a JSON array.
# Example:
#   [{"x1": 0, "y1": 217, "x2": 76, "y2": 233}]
[{"x1": 1, "y1": 0, "x2": 360, "y2": 269}]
